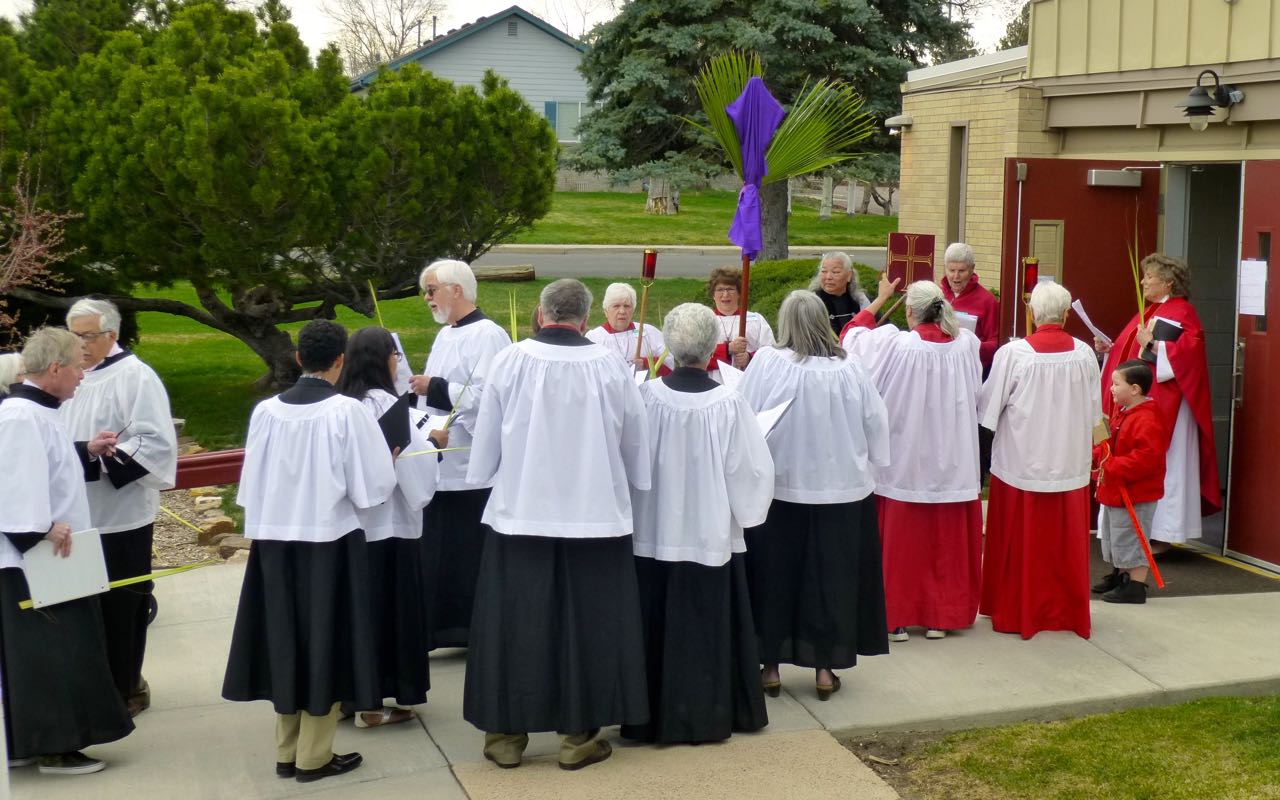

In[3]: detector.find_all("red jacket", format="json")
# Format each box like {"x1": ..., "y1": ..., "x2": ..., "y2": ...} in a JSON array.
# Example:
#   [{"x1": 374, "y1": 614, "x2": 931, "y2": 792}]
[
  {"x1": 1093, "y1": 400, "x2": 1167, "y2": 507},
  {"x1": 942, "y1": 276, "x2": 999, "y2": 372}
]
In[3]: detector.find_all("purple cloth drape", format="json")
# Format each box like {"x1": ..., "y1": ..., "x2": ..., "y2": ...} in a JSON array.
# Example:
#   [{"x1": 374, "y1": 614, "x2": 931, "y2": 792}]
[{"x1": 726, "y1": 76, "x2": 786, "y2": 261}]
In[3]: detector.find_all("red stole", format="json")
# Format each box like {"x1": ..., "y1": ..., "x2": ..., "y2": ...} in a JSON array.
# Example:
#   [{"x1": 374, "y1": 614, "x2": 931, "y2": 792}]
[
  {"x1": 913, "y1": 322, "x2": 952, "y2": 343},
  {"x1": 1026, "y1": 323, "x2": 1074, "y2": 354}
]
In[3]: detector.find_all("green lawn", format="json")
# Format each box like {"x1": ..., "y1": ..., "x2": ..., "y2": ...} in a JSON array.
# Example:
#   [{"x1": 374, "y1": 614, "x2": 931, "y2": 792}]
[
  {"x1": 509, "y1": 190, "x2": 896, "y2": 246},
  {"x1": 876, "y1": 695, "x2": 1280, "y2": 800}
]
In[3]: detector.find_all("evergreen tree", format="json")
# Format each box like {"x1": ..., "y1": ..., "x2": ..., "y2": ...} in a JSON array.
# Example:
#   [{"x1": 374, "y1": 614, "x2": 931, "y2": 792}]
[{"x1": 999, "y1": 2, "x2": 1030, "y2": 50}]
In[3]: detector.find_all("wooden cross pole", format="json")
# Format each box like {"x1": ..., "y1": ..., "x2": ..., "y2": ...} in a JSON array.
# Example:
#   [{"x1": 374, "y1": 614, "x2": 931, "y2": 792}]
[{"x1": 738, "y1": 253, "x2": 752, "y2": 338}]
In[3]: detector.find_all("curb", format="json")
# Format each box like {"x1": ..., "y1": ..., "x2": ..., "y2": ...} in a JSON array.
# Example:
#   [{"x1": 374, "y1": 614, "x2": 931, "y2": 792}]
[{"x1": 492, "y1": 244, "x2": 887, "y2": 256}]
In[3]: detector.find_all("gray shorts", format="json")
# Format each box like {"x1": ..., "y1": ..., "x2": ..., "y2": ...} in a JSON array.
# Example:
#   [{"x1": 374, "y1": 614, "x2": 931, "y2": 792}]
[{"x1": 1100, "y1": 502, "x2": 1156, "y2": 569}]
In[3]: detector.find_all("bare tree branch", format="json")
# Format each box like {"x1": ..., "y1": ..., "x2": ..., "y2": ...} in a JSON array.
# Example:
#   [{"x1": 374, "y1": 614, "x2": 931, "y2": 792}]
[{"x1": 322, "y1": 0, "x2": 449, "y2": 76}]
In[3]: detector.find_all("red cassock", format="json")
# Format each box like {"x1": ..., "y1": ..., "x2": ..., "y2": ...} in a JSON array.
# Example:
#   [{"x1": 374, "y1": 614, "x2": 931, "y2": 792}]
[
  {"x1": 981, "y1": 325, "x2": 1091, "y2": 640},
  {"x1": 873, "y1": 322, "x2": 984, "y2": 633},
  {"x1": 1100, "y1": 298, "x2": 1221, "y2": 515},
  {"x1": 942, "y1": 277, "x2": 1000, "y2": 372}
]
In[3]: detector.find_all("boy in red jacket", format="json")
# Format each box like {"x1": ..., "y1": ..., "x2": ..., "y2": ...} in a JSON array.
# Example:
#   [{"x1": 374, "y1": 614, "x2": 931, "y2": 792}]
[{"x1": 1092, "y1": 360, "x2": 1168, "y2": 604}]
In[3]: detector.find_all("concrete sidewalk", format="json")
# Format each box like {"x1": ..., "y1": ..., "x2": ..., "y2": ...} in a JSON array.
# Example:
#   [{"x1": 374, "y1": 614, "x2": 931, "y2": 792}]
[{"x1": 11, "y1": 561, "x2": 1280, "y2": 799}]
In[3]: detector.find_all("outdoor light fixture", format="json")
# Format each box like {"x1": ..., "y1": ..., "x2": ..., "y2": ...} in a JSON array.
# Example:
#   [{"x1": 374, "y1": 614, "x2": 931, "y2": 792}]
[
  {"x1": 885, "y1": 114, "x2": 913, "y2": 135},
  {"x1": 1176, "y1": 69, "x2": 1244, "y2": 132}
]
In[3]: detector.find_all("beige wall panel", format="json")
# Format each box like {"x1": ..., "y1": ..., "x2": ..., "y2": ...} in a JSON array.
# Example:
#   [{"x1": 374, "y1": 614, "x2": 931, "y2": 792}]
[
  {"x1": 1088, "y1": 1, "x2": 1122, "y2": 74},
  {"x1": 1120, "y1": 0, "x2": 1157, "y2": 71},
  {"x1": 1228, "y1": 0, "x2": 1272, "y2": 62},
  {"x1": 1046, "y1": 92, "x2": 1140, "y2": 128},
  {"x1": 1161, "y1": 122, "x2": 1247, "y2": 150},
  {"x1": 1031, "y1": 3, "x2": 1060, "y2": 78},
  {"x1": 1189, "y1": 0, "x2": 1232, "y2": 66},
  {"x1": 1153, "y1": 0, "x2": 1192, "y2": 69},
  {"x1": 1057, "y1": 0, "x2": 1090, "y2": 75},
  {"x1": 1060, "y1": 126, "x2": 1161, "y2": 154}
]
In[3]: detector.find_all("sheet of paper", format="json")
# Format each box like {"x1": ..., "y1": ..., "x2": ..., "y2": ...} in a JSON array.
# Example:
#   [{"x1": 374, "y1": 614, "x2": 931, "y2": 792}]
[
  {"x1": 954, "y1": 311, "x2": 978, "y2": 333},
  {"x1": 634, "y1": 370, "x2": 648, "y2": 385},
  {"x1": 755, "y1": 399, "x2": 792, "y2": 438},
  {"x1": 1070, "y1": 300, "x2": 1112, "y2": 346},
  {"x1": 389, "y1": 332, "x2": 414, "y2": 395},
  {"x1": 1239, "y1": 259, "x2": 1268, "y2": 316},
  {"x1": 717, "y1": 360, "x2": 745, "y2": 392},
  {"x1": 22, "y1": 528, "x2": 110, "y2": 609}
]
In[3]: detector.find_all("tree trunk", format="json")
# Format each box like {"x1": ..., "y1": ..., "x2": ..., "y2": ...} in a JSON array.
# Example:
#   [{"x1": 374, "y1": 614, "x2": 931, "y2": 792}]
[
  {"x1": 857, "y1": 181, "x2": 873, "y2": 214},
  {"x1": 760, "y1": 179, "x2": 790, "y2": 262},
  {"x1": 645, "y1": 177, "x2": 677, "y2": 215},
  {"x1": 819, "y1": 175, "x2": 834, "y2": 221},
  {"x1": 240, "y1": 326, "x2": 302, "y2": 391}
]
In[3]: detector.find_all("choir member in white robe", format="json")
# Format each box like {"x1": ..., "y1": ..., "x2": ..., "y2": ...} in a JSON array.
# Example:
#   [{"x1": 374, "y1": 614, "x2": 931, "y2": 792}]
[
  {"x1": 222, "y1": 320, "x2": 397, "y2": 784},
  {"x1": 337, "y1": 327, "x2": 446, "y2": 723},
  {"x1": 585, "y1": 282, "x2": 676, "y2": 375},
  {"x1": 0, "y1": 328, "x2": 133, "y2": 775},
  {"x1": 622, "y1": 303, "x2": 773, "y2": 745},
  {"x1": 463, "y1": 279, "x2": 650, "y2": 770},
  {"x1": 843, "y1": 278, "x2": 983, "y2": 641},
  {"x1": 979, "y1": 283, "x2": 1101, "y2": 639},
  {"x1": 0, "y1": 351, "x2": 23, "y2": 393},
  {"x1": 739, "y1": 291, "x2": 891, "y2": 701},
  {"x1": 409, "y1": 259, "x2": 512, "y2": 649},
  {"x1": 61, "y1": 298, "x2": 178, "y2": 716},
  {"x1": 706, "y1": 266, "x2": 776, "y2": 376}
]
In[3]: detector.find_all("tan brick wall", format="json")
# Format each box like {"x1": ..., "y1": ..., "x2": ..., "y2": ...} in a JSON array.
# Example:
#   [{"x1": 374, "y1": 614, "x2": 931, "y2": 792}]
[{"x1": 898, "y1": 84, "x2": 1057, "y2": 287}]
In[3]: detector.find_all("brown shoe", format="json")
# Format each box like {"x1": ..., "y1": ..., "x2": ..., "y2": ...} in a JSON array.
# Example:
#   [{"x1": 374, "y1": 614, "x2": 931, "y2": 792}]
[
  {"x1": 127, "y1": 678, "x2": 151, "y2": 717},
  {"x1": 559, "y1": 740, "x2": 612, "y2": 771}
]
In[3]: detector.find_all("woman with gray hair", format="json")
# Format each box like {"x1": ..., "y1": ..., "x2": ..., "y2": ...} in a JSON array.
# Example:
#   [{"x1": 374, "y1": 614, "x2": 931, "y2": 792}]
[
  {"x1": 739, "y1": 291, "x2": 890, "y2": 700},
  {"x1": 843, "y1": 276, "x2": 983, "y2": 642},
  {"x1": 585, "y1": 282, "x2": 675, "y2": 374},
  {"x1": 1095, "y1": 253, "x2": 1219, "y2": 549},
  {"x1": 623, "y1": 303, "x2": 774, "y2": 743},
  {"x1": 978, "y1": 281, "x2": 1101, "y2": 639},
  {"x1": 810, "y1": 252, "x2": 871, "y2": 336},
  {"x1": 0, "y1": 352, "x2": 24, "y2": 397}
]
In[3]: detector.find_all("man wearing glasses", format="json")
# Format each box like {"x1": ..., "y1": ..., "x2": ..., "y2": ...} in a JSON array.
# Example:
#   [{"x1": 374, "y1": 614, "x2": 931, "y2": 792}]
[
  {"x1": 408, "y1": 260, "x2": 511, "y2": 650},
  {"x1": 61, "y1": 297, "x2": 178, "y2": 718}
]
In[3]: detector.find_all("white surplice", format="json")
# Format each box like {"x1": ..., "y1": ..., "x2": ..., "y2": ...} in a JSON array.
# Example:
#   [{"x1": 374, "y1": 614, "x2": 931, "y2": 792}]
[
  {"x1": 843, "y1": 325, "x2": 982, "y2": 502},
  {"x1": 585, "y1": 324, "x2": 676, "y2": 370},
  {"x1": 1151, "y1": 341, "x2": 1203, "y2": 543},
  {"x1": 737, "y1": 347, "x2": 890, "y2": 504},
  {"x1": 0, "y1": 387, "x2": 92, "y2": 570},
  {"x1": 979, "y1": 338, "x2": 1102, "y2": 493},
  {"x1": 237, "y1": 394, "x2": 397, "y2": 543},
  {"x1": 60, "y1": 350, "x2": 178, "y2": 533},
  {"x1": 419, "y1": 314, "x2": 512, "y2": 491},
  {"x1": 466, "y1": 337, "x2": 651, "y2": 538},
  {"x1": 630, "y1": 380, "x2": 774, "y2": 567},
  {"x1": 355, "y1": 388, "x2": 439, "y2": 542}
]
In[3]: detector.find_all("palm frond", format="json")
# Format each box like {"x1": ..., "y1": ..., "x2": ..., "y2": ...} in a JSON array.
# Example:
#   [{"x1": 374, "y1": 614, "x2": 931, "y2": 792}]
[
  {"x1": 685, "y1": 50, "x2": 763, "y2": 178},
  {"x1": 764, "y1": 79, "x2": 876, "y2": 183}
]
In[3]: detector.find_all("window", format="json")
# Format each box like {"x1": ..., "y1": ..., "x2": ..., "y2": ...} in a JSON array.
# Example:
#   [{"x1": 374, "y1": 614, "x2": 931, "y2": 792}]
[
  {"x1": 508, "y1": 20, "x2": 518, "y2": 36},
  {"x1": 556, "y1": 102, "x2": 581, "y2": 142},
  {"x1": 946, "y1": 124, "x2": 968, "y2": 244}
]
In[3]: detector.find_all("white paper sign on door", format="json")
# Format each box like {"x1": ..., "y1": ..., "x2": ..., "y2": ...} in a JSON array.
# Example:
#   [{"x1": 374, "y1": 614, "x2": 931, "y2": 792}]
[{"x1": 1239, "y1": 259, "x2": 1268, "y2": 316}]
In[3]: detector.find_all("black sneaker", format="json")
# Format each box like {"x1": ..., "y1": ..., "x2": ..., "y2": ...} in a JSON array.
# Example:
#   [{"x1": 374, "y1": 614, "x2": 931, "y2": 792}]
[
  {"x1": 37, "y1": 752, "x2": 105, "y2": 775},
  {"x1": 1102, "y1": 573, "x2": 1147, "y2": 604},
  {"x1": 1092, "y1": 568, "x2": 1121, "y2": 594}
]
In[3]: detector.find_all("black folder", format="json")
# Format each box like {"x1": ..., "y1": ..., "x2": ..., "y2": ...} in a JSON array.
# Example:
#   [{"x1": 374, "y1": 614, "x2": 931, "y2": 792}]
[
  {"x1": 377, "y1": 392, "x2": 415, "y2": 452},
  {"x1": 1140, "y1": 318, "x2": 1183, "y2": 363}
]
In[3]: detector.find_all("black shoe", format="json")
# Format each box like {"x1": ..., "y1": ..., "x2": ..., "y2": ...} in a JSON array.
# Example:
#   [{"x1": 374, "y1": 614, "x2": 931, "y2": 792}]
[
  {"x1": 1092, "y1": 568, "x2": 1121, "y2": 594},
  {"x1": 295, "y1": 752, "x2": 363, "y2": 783},
  {"x1": 276, "y1": 762, "x2": 295, "y2": 778},
  {"x1": 1102, "y1": 573, "x2": 1147, "y2": 604}
]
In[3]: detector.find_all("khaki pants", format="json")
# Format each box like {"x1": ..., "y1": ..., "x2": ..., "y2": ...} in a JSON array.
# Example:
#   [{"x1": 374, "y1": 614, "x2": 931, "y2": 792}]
[
  {"x1": 276, "y1": 703, "x2": 341, "y2": 770},
  {"x1": 483, "y1": 728, "x2": 601, "y2": 767}
]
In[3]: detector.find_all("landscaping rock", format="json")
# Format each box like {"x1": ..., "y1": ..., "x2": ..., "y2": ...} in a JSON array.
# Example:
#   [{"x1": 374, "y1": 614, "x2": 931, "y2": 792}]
[
  {"x1": 178, "y1": 443, "x2": 207, "y2": 456},
  {"x1": 217, "y1": 535, "x2": 252, "y2": 559},
  {"x1": 193, "y1": 496, "x2": 222, "y2": 510},
  {"x1": 188, "y1": 486, "x2": 220, "y2": 498},
  {"x1": 198, "y1": 516, "x2": 236, "y2": 546},
  {"x1": 226, "y1": 549, "x2": 251, "y2": 565}
]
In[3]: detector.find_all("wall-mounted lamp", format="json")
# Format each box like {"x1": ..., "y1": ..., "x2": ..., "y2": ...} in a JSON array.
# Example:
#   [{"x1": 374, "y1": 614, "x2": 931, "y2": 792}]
[
  {"x1": 885, "y1": 114, "x2": 913, "y2": 136},
  {"x1": 1176, "y1": 69, "x2": 1244, "y2": 132}
]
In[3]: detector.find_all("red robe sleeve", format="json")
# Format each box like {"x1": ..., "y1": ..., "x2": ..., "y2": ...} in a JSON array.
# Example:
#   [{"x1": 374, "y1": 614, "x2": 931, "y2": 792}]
[
  {"x1": 838, "y1": 309, "x2": 877, "y2": 341},
  {"x1": 975, "y1": 290, "x2": 1000, "y2": 368}
]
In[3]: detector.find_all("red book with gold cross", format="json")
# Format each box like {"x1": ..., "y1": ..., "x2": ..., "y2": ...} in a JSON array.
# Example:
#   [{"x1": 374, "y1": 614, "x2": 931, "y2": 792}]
[{"x1": 886, "y1": 232, "x2": 936, "y2": 293}]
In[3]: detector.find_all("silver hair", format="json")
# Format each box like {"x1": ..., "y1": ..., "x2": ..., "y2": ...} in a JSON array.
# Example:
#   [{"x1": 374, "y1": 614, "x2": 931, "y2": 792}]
[
  {"x1": 67, "y1": 297, "x2": 122, "y2": 334},
  {"x1": 777, "y1": 290, "x2": 845, "y2": 360},
  {"x1": 1030, "y1": 281, "x2": 1072, "y2": 324},
  {"x1": 21, "y1": 327, "x2": 81, "y2": 375},
  {"x1": 807, "y1": 251, "x2": 864, "y2": 298},
  {"x1": 905, "y1": 281, "x2": 959, "y2": 338},
  {"x1": 943, "y1": 242, "x2": 975, "y2": 267},
  {"x1": 0, "y1": 352, "x2": 24, "y2": 394},
  {"x1": 539, "y1": 279, "x2": 593, "y2": 324},
  {"x1": 662, "y1": 303, "x2": 719, "y2": 367},
  {"x1": 419, "y1": 259, "x2": 478, "y2": 302},
  {"x1": 602, "y1": 282, "x2": 637, "y2": 310}
]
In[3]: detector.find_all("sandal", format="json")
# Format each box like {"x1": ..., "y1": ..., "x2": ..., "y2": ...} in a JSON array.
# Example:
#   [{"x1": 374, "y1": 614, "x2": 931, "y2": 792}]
[
  {"x1": 355, "y1": 707, "x2": 416, "y2": 728},
  {"x1": 760, "y1": 667, "x2": 781, "y2": 698},
  {"x1": 816, "y1": 674, "x2": 841, "y2": 702}
]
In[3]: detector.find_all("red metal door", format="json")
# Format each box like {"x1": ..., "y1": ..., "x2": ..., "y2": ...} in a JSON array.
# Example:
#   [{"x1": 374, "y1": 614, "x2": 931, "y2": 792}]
[
  {"x1": 999, "y1": 158, "x2": 1160, "y2": 341},
  {"x1": 1226, "y1": 161, "x2": 1280, "y2": 568}
]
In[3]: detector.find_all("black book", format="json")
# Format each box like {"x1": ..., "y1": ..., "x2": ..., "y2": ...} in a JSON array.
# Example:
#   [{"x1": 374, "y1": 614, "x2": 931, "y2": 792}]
[
  {"x1": 1140, "y1": 317, "x2": 1183, "y2": 363},
  {"x1": 377, "y1": 392, "x2": 415, "y2": 452}
]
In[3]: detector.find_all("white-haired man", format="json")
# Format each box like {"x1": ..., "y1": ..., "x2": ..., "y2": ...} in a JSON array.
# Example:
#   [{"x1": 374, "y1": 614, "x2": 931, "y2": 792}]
[
  {"x1": 62, "y1": 298, "x2": 178, "y2": 717},
  {"x1": 408, "y1": 259, "x2": 511, "y2": 649},
  {"x1": 585, "y1": 282, "x2": 675, "y2": 374},
  {"x1": 464, "y1": 279, "x2": 650, "y2": 770},
  {"x1": 1, "y1": 328, "x2": 133, "y2": 776},
  {"x1": 978, "y1": 282, "x2": 1102, "y2": 640}
]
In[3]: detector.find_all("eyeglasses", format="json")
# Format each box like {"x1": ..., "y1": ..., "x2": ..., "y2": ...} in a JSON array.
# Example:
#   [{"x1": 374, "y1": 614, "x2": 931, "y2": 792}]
[
  {"x1": 391, "y1": 351, "x2": 402, "y2": 360},
  {"x1": 713, "y1": 286, "x2": 739, "y2": 295},
  {"x1": 424, "y1": 283, "x2": 454, "y2": 298},
  {"x1": 72, "y1": 330, "x2": 112, "y2": 341}
]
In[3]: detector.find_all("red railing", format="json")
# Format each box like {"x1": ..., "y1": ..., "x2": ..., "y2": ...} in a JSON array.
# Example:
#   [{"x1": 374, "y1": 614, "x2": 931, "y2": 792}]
[{"x1": 173, "y1": 449, "x2": 245, "y2": 490}]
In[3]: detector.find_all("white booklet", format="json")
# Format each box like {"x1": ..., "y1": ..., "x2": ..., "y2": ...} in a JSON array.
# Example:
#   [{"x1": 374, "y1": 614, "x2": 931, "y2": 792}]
[
  {"x1": 21, "y1": 528, "x2": 110, "y2": 609},
  {"x1": 756, "y1": 399, "x2": 793, "y2": 438},
  {"x1": 955, "y1": 311, "x2": 978, "y2": 333},
  {"x1": 717, "y1": 360, "x2": 746, "y2": 392}
]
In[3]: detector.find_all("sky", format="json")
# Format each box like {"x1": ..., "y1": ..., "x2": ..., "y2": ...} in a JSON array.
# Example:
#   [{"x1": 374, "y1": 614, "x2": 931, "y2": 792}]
[{"x1": 0, "y1": 1, "x2": 1013, "y2": 59}]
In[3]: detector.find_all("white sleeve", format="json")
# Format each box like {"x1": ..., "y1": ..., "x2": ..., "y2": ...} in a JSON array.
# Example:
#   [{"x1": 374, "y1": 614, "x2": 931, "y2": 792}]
[
  {"x1": 856, "y1": 365, "x2": 892, "y2": 469},
  {"x1": 842, "y1": 323, "x2": 899, "y2": 378},
  {"x1": 1155, "y1": 341, "x2": 1175, "y2": 383},
  {"x1": 343, "y1": 403, "x2": 398, "y2": 510},
  {"x1": 465, "y1": 350, "x2": 509, "y2": 487},
  {"x1": 978, "y1": 347, "x2": 1016, "y2": 432},
  {"x1": 395, "y1": 409, "x2": 439, "y2": 511},
  {"x1": 618, "y1": 369, "x2": 652, "y2": 491},
  {"x1": 753, "y1": 316, "x2": 776, "y2": 350},
  {"x1": 724, "y1": 398, "x2": 775, "y2": 528},
  {"x1": 0, "y1": 418, "x2": 54, "y2": 534},
  {"x1": 737, "y1": 348, "x2": 775, "y2": 412},
  {"x1": 448, "y1": 328, "x2": 512, "y2": 434},
  {"x1": 121, "y1": 366, "x2": 179, "y2": 490}
]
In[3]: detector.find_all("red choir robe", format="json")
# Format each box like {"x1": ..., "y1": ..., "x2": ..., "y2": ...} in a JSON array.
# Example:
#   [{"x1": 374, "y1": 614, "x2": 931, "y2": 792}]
[
  {"x1": 942, "y1": 277, "x2": 1000, "y2": 373},
  {"x1": 846, "y1": 311, "x2": 984, "y2": 633},
  {"x1": 1100, "y1": 298, "x2": 1220, "y2": 517},
  {"x1": 980, "y1": 324, "x2": 1094, "y2": 640}
]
